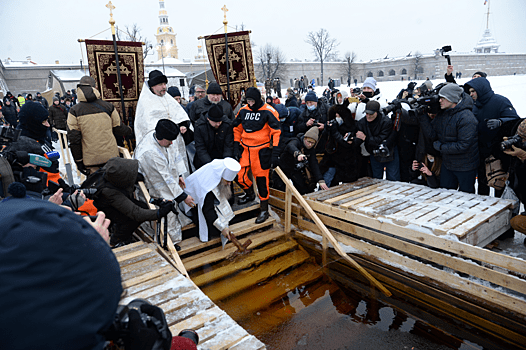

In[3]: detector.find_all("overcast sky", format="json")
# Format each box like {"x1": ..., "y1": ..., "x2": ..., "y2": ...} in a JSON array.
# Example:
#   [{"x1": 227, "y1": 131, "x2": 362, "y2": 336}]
[{"x1": 1, "y1": 0, "x2": 526, "y2": 65}]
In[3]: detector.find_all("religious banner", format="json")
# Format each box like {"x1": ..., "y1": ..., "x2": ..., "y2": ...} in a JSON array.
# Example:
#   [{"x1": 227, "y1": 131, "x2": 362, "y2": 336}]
[
  {"x1": 84, "y1": 39, "x2": 144, "y2": 127},
  {"x1": 204, "y1": 31, "x2": 256, "y2": 109}
]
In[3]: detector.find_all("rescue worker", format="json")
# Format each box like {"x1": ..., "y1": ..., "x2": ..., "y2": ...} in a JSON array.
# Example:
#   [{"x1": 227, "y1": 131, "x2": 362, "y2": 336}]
[{"x1": 233, "y1": 87, "x2": 281, "y2": 223}]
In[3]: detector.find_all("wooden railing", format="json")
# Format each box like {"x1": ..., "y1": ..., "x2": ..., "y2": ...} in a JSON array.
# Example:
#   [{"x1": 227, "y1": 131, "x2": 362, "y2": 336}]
[{"x1": 273, "y1": 166, "x2": 392, "y2": 297}]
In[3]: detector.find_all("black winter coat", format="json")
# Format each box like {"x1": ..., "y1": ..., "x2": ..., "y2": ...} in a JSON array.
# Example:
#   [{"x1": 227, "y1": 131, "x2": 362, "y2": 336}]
[
  {"x1": 189, "y1": 98, "x2": 234, "y2": 125},
  {"x1": 2, "y1": 103, "x2": 18, "y2": 126},
  {"x1": 193, "y1": 115, "x2": 234, "y2": 169},
  {"x1": 279, "y1": 134, "x2": 323, "y2": 182},
  {"x1": 356, "y1": 112, "x2": 397, "y2": 163},
  {"x1": 48, "y1": 104, "x2": 68, "y2": 130},
  {"x1": 285, "y1": 95, "x2": 298, "y2": 108}
]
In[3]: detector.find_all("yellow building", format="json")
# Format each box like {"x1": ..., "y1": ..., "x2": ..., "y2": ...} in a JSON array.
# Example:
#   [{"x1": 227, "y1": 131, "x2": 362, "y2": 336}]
[{"x1": 155, "y1": 0, "x2": 178, "y2": 60}]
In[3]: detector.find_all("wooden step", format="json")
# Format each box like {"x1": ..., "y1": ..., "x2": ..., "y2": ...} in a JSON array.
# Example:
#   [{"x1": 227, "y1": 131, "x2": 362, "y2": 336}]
[
  {"x1": 200, "y1": 248, "x2": 311, "y2": 301},
  {"x1": 178, "y1": 217, "x2": 276, "y2": 256},
  {"x1": 183, "y1": 229, "x2": 286, "y2": 271},
  {"x1": 181, "y1": 203, "x2": 261, "y2": 231},
  {"x1": 192, "y1": 240, "x2": 299, "y2": 287}
]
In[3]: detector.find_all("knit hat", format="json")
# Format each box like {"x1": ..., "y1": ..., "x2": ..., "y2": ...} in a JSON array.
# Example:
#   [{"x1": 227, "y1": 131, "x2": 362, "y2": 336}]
[
  {"x1": 207, "y1": 104, "x2": 224, "y2": 122},
  {"x1": 245, "y1": 87, "x2": 261, "y2": 101},
  {"x1": 365, "y1": 100, "x2": 381, "y2": 114},
  {"x1": 155, "y1": 119, "x2": 179, "y2": 141},
  {"x1": 0, "y1": 193, "x2": 122, "y2": 349},
  {"x1": 363, "y1": 77, "x2": 377, "y2": 91},
  {"x1": 517, "y1": 119, "x2": 526, "y2": 139},
  {"x1": 424, "y1": 80, "x2": 433, "y2": 91},
  {"x1": 167, "y1": 86, "x2": 181, "y2": 97},
  {"x1": 222, "y1": 158, "x2": 241, "y2": 181},
  {"x1": 52, "y1": 96, "x2": 60, "y2": 103},
  {"x1": 78, "y1": 75, "x2": 96, "y2": 88},
  {"x1": 304, "y1": 91, "x2": 317, "y2": 102},
  {"x1": 207, "y1": 82, "x2": 223, "y2": 95},
  {"x1": 304, "y1": 126, "x2": 319, "y2": 143},
  {"x1": 472, "y1": 71, "x2": 487, "y2": 78},
  {"x1": 148, "y1": 70, "x2": 168, "y2": 88},
  {"x1": 438, "y1": 83, "x2": 463, "y2": 104}
]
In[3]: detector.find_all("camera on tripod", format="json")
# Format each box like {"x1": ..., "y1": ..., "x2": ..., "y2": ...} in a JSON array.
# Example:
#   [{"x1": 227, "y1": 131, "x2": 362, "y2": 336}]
[{"x1": 373, "y1": 143, "x2": 391, "y2": 158}]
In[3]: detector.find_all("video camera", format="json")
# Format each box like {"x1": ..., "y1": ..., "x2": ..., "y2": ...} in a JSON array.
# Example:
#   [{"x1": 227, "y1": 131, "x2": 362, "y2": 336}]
[
  {"x1": 373, "y1": 143, "x2": 391, "y2": 158},
  {"x1": 501, "y1": 134, "x2": 526, "y2": 151},
  {"x1": 406, "y1": 83, "x2": 447, "y2": 117},
  {"x1": 0, "y1": 125, "x2": 21, "y2": 146}
]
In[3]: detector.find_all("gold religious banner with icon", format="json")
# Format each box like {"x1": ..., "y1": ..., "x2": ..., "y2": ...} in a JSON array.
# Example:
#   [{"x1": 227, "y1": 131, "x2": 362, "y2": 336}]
[
  {"x1": 204, "y1": 31, "x2": 256, "y2": 109},
  {"x1": 84, "y1": 39, "x2": 144, "y2": 121}
]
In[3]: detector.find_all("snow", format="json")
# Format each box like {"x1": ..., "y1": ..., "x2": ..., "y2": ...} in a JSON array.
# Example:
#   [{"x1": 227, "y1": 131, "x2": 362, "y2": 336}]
[{"x1": 51, "y1": 69, "x2": 86, "y2": 81}]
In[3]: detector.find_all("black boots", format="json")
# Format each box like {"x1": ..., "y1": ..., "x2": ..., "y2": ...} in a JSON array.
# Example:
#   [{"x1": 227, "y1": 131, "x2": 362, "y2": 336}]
[
  {"x1": 256, "y1": 200, "x2": 269, "y2": 224},
  {"x1": 238, "y1": 186, "x2": 256, "y2": 205}
]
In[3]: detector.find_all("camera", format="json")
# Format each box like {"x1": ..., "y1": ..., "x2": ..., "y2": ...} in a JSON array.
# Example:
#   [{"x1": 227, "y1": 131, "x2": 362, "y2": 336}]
[
  {"x1": 373, "y1": 143, "x2": 391, "y2": 158},
  {"x1": 295, "y1": 158, "x2": 309, "y2": 170},
  {"x1": 0, "y1": 125, "x2": 21, "y2": 146},
  {"x1": 150, "y1": 197, "x2": 178, "y2": 214},
  {"x1": 501, "y1": 134, "x2": 526, "y2": 151},
  {"x1": 406, "y1": 84, "x2": 444, "y2": 117},
  {"x1": 352, "y1": 87, "x2": 361, "y2": 95},
  {"x1": 438, "y1": 45, "x2": 452, "y2": 65}
]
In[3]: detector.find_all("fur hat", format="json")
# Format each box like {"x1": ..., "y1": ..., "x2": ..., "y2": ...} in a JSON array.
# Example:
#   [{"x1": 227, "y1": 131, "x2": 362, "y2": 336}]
[
  {"x1": 207, "y1": 83, "x2": 223, "y2": 95},
  {"x1": 78, "y1": 76, "x2": 96, "y2": 88},
  {"x1": 207, "y1": 104, "x2": 224, "y2": 122},
  {"x1": 167, "y1": 86, "x2": 181, "y2": 97},
  {"x1": 438, "y1": 83, "x2": 463, "y2": 104},
  {"x1": 155, "y1": 119, "x2": 179, "y2": 141},
  {"x1": 305, "y1": 91, "x2": 317, "y2": 103},
  {"x1": 148, "y1": 70, "x2": 168, "y2": 88},
  {"x1": 517, "y1": 119, "x2": 526, "y2": 139},
  {"x1": 363, "y1": 77, "x2": 377, "y2": 91}
]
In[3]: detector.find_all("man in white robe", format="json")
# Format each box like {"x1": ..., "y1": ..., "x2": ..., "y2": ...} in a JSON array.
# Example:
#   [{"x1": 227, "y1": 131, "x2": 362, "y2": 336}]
[
  {"x1": 134, "y1": 70, "x2": 191, "y2": 178},
  {"x1": 183, "y1": 158, "x2": 240, "y2": 243},
  {"x1": 134, "y1": 119, "x2": 195, "y2": 247}
]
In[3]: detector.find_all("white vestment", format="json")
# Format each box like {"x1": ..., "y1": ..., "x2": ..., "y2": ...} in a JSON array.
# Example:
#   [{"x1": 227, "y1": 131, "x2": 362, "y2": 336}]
[
  {"x1": 134, "y1": 82, "x2": 191, "y2": 178},
  {"x1": 183, "y1": 159, "x2": 237, "y2": 242},
  {"x1": 134, "y1": 131, "x2": 192, "y2": 243}
]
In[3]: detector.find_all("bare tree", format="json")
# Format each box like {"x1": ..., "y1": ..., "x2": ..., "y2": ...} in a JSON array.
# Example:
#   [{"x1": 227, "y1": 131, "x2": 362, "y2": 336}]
[
  {"x1": 343, "y1": 51, "x2": 357, "y2": 85},
  {"x1": 255, "y1": 44, "x2": 287, "y2": 81},
  {"x1": 116, "y1": 23, "x2": 153, "y2": 59},
  {"x1": 305, "y1": 28, "x2": 339, "y2": 85},
  {"x1": 413, "y1": 51, "x2": 424, "y2": 80}
]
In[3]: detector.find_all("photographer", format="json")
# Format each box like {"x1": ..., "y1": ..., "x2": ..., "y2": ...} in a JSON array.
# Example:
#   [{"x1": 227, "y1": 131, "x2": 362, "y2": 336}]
[
  {"x1": 356, "y1": 101, "x2": 400, "y2": 181},
  {"x1": 92, "y1": 157, "x2": 174, "y2": 248},
  {"x1": 273, "y1": 126, "x2": 329, "y2": 194},
  {"x1": 320, "y1": 90, "x2": 361, "y2": 186},
  {"x1": 410, "y1": 153, "x2": 442, "y2": 188},
  {"x1": 418, "y1": 83, "x2": 479, "y2": 193},
  {"x1": 463, "y1": 77, "x2": 519, "y2": 196}
]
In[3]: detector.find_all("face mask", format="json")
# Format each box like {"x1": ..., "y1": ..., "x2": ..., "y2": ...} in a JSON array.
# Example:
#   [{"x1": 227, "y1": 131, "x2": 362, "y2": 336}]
[
  {"x1": 363, "y1": 91, "x2": 374, "y2": 98},
  {"x1": 307, "y1": 105, "x2": 316, "y2": 111},
  {"x1": 335, "y1": 116, "x2": 343, "y2": 125},
  {"x1": 427, "y1": 155, "x2": 435, "y2": 162}
]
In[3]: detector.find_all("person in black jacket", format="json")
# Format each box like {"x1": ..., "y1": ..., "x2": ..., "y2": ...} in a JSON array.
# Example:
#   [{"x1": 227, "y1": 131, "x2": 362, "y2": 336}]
[
  {"x1": 193, "y1": 104, "x2": 233, "y2": 169},
  {"x1": 274, "y1": 126, "x2": 329, "y2": 194},
  {"x1": 356, "y1": 100, "x2": 400, "y2": 181},
  {"x1": 2, "y1": 98, "x2": 18, "y2": 127},
  {"x1": 285, "y1": 88, "x2": 299, "y2": 108},
  {"x1": 48, "y1": 96, "x2": 68, "y2": 131},
  {"x1": 188, "y1": 82, "x2": 234, "y2": 125},
  {"x1": 93, "y1": 157, "x2": 174, "y2": 247}
]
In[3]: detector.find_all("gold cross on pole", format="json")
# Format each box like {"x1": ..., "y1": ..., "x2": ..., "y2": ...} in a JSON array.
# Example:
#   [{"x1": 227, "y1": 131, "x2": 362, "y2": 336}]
[
  {"x1": 221, "y1": 5, "x2": 228, "y2": 33},
  {"x1": 106, "y1": 1, "x2": 115, "y2": 18},
  {"x1": 106, "y1": 1, "x2": 116, "y2": 33}
]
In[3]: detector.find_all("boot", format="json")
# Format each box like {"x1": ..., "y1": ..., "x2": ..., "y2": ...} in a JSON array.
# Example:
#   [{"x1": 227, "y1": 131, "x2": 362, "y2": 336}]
[
  {"x1": 255, "y1": 200, "x2": 269, "y2": 224},
  {"x1": 238, "y1": 186, "x2": 256, "y2": 205}
]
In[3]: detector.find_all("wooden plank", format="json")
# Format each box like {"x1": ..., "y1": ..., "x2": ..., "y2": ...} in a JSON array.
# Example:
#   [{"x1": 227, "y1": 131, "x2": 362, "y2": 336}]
[
  {"x1": 296, "y1": 219, "x2": 526, "y2": 316},
  {"x1": 449, "y1": 202, "x2": 512, "y2": 237},
  {"x1": 122, "y1": 274, "x2": 190, "y2": 303},
  {"x1": 332, "y1": 183, "x2": 390, "y2": 206},
  {"x1": 120, "y1": 255, "x2": 165, "y2": 275},
  {"x1": 118, "y1": 250, "x2": 158, "y2": 268},
  {"x1": 116, "y1": 247, "x2": 153, "y2": 262},
  {"x1": 126, "y1": 272, "x2": 180, "y2": 296},
  {"x1": 412, "y1": 207, "x2": 450, "y2": 227},
  {"x1": 200, "y1": 325, "x2": 250, "y2": 350},
  {"x1": 120, "y1": 259, "x2": 170, "y2": 281},
  {"x1": 122, "y1": 265, "x2": 174, "y2": 288},
  {"x1": 285, "y1": 186, "x2": 292, "y2": 233},
  {"x1": 433, "y1": 211, "x2": 477, "y2": 235},
  {"x1": 168, "y1": 306, "x2": 225, "y2": 334},
  {"x1": 428, "y1": 209, "x2": 462, "y2": 225},
  {"x1": 113, "y1": 241, "x2": 147, "y2": 256},
  {"x1": 324, "y1": 183, "x2": 385, "y2": 204},
  {"x1": 164, "y1": 297, "x2": 216, "y2": 327},
  {"x1": 340, "y1": 193, "x2": 381, "y2": 209},
  {"x1": 381, "y1": 200, "x2": 415, "y2": 216},
  {"x1": 158, "y1": 289, "x2": 211, "y2": 315},
  {"x1": 183, "y1": 229, "x2": 286, "y2": 271},
  {"x1": 193, "y1": 314, "x2": 238, "y2": 344},
  {"x1": 304, "y1": 197, "x2": 526, "y2": 275},
  {"x1": 388, "y1": 203, "x2": 426, "y2": 223},
  {"x1": 348, "y1": 194, "x2": 385, "y2": 211},
  {"x1": 229, "y1": 336, "x2": 266, "y2": 350}
]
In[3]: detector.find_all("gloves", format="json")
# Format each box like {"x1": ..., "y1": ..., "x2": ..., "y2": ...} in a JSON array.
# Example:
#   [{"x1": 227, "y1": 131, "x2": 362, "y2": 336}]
[
  {"x1": 76, "y1": 161, "x2": 90, "y2": 176},
  {"x1": 233, "y1": 142, "x2": 242, "y2": 161},
  {"x1": 433, "y1": 141, "x2": 442, "y2": 151},
  {"x1": 486, "y1": 119, "x2": 502, "y2": 130},
  {"x1": 157, "y1": 200, "x2": 174, "y2": 219},
  {"x1": 128, "y1": 304, "x2": 172, "y2": 350}
]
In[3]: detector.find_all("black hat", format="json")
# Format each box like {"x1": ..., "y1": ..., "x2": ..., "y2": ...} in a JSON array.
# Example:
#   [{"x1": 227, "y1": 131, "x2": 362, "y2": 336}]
[
  {"x1": 245, "y1": 87, "x2": 261, "y2": 101},
  {"x1": 155, "y1": 119, "x2": 179, "y2": 141},
  {"x1": 148, "y1": 70, "x2": 168, "y2": 88},
  {"x1": 364, "y1": 100, "x2": 380, "y2": 114},
  {"x1": 305, "y1": 91, "x2": 317, "y2": 102},
  {"x1": 207, "y1": 104, "x2": 224, "y2": 122},
  {"x1": 207, "y1": 82, "x2": 223, "y2": 95},
  {"x1": 167, "y1": 86, "x2": 181, "y2": 97},
  {"x1": 472, "y1": 71, "x2": 487, "y2": 78}
]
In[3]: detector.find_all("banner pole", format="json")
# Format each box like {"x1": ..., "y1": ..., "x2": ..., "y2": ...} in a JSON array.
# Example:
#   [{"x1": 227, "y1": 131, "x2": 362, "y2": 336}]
[{"x1": 222, "y1": 5, "x2": 231, "y2": 104}]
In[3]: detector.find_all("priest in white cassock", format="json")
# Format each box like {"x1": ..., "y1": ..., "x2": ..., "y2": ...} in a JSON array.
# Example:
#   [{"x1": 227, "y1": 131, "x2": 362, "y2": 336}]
[
  {"x1": 183, "y1": 158, "x2": 241, "y2": 245},
  {"x1": 134, "y1": 119, "x2": 195, "y2": 248},
  {"x1": 134, "y1": 69, "x2": 191, "y2": 179}
]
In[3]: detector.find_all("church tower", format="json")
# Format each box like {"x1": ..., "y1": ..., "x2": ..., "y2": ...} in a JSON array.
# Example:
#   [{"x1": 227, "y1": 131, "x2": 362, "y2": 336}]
[{"x1": 155, "y1": 0, "x2": 178, "y2": 60}]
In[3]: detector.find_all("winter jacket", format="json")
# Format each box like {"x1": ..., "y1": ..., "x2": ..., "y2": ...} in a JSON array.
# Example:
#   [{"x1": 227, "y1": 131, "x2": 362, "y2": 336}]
[
  {"x1": 34, "y1": 95, "x2": 49, "y2": 109},
  {"x1": 294, "y1": 98, "x2": 329, "y2": 135},
  {"x1": 356, "y1": 112, "x2": 397, "y2": 163},
  {"x1": 193, "y1": 114, "x2": 234, "y2": 169},
  {"x1": 463, "y1": 77, "x2": 519, "y2": 159},
  {"x1": 67, "y1": 84, "x2": 132, "y2": 167},
  {"x1": 419, "y1": 93, "x2": 479, "y2": 172},
  {"x1": 189, "y1": 97, "x2": 234, "y2": 125},
  {"x1": 93, "y1": 157, "x2": 158, "y2": 223},
  {"x1": 2, "y1": 102, "x2": 17, "y2": 126},
  {"x1": 48, "y1": 103, "x2": 69, "y2": 130},
  {"x1": 279, "y1": 134, "x2": 323, "y2": 183},
  {"x1": 285, "y1": 94, "x2": 299, "y2": 108},
  {"x1": 17, "y1": 101, "x2": 51, "y2": 147}
]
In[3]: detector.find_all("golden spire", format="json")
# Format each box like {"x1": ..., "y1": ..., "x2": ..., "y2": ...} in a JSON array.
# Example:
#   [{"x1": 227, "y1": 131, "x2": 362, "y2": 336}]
[{"x1": 221, "y1": 5, "x2": 228, "y2": 33}]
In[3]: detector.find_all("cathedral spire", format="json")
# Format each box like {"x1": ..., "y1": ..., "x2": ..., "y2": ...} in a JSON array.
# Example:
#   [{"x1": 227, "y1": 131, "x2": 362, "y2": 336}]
[{"x1": 155, "y1": 0, "x2": 178, "y2": 60}]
